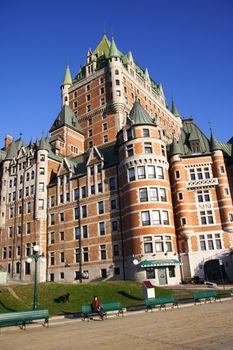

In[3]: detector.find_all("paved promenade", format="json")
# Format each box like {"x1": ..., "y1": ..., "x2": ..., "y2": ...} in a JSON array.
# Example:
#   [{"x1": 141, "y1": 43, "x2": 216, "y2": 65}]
[{"x1": 1, "y1": 300, "x2": 233, "y2": 350}]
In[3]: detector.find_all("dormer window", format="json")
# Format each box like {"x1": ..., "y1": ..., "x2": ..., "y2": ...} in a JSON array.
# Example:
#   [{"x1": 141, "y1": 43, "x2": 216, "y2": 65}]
[{"x1": 190, "y1": 141, "x2": 201, "y2": 153}]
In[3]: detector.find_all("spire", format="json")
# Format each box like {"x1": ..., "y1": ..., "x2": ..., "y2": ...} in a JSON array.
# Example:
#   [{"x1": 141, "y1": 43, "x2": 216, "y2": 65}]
[
  {"x1": 170, "y1": 135, "x2": 182, "y2": 156},
  {"x1": 171, "y1": 97, "x2": 180, "y2": 117},
  {"x1": 159, "y1": 83, "x2": 165, "y2": 98},
  {"x1": 144, "y1": 68, "x2": 150, "y2": 81},
  {"x1": 62, "y1": 65, "x2": 72, "y2": 86},
  {"x1": 210, "y1": 129, "x2": 221, "y2": 152},
  {"x1": 109, "y1": 37, "x2": 120, "y2": 58},
  {"x1": 127, "y1": 51, "x2": 134, "y2": 64}
]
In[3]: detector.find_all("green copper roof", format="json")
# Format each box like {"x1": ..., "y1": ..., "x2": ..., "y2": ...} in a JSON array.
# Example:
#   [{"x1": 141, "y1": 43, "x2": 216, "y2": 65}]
[
  {"x1": 50, "y1": 105, "x2": 83, "y2": 134},
  {"x1": 93, "y1": 34, "x2": 111, "y2": 58},
  {"x1": 62, "y1": 65, "x2": 72, "y2": 86},
  {"x1": 5, "y1": 141, "x2": 17, "y2": 160},
  {"x1": 109, "y1": 37, "x2": 120, "y2": 58},
  {"x1": 168, "y1": 119, "x2": 211, "y2": 157},
  {"x1": 38, "y1": 137, "x2": 50, "y2": 151},
  {"x1": 169, "y1": 136, "x2": 182, "y2": 156},
  {"x1": 144, "y1": 68, "x2": 150, "y2": 80},
  {"x1": 210, "y1": 130, "x2": 221, "y2": 152},
  {"x1": 129, "y1": 101, "x2": 155, "y2": 126},
  {"x1": 171, "y1": 98, "x2": 180, "y2": 117}
]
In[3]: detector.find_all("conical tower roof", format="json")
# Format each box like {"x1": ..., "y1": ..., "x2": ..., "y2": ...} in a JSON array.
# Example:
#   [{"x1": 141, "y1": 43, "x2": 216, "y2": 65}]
[
  {"x1": 129, "y1": 101, "x2": 155, "y2": 126},
  {"x1": 210, "y1": 130, "x2": 221, "y2": 152},
  {"x1": 170, "y1": 135, "x2": 182, "y2": 156},
  {"x1": 93, "y1": 33, "x2": 111, "y2": 57},
  {"x1": 171, "y1": 98, "x2": 180, "y2": 117},
  {"x1": 109, "y1": 37, "x2": 120, "y2": 58},
  {"x1": 38, "y1": 137, "x2": 50, "y2": 151},
  {"x1": 62, "y1": 65, "x2": 72, "y2": 86}
]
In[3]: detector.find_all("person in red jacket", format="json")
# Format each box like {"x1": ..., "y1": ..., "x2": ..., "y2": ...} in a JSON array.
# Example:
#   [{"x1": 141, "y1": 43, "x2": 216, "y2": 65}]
[{"x1": 91, "y1": 296, "x2": 105, "y2": 320}]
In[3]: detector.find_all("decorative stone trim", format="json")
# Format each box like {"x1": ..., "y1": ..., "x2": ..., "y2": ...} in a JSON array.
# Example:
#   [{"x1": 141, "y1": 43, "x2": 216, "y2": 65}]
[{"x1": 186, "y1": 178, "x2": 218, "y2": 189}]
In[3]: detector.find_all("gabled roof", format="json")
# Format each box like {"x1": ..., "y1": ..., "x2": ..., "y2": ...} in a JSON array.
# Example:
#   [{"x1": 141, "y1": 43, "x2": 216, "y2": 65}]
[
  {"x1": 49, "y1": 105, "x2": 83, "y2": 134},
  {"x1": 5, "y1": 138, "x2": 25, "y2": 160},
  {"x1": 129, "y1": 101, "x2": 155, "y2": 126}
]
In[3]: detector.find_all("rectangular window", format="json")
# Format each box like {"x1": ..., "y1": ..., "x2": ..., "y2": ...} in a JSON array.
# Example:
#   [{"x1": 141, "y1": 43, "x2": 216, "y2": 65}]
[
  {"x1": 143, "y1": 129, "x2": 150, "y2": 137},
  {"x1": 101, "y1": 269, "x2": 107, "y2": 278},
  {"x1": 50, "y1": 196, "x2": 55, "y2": 207},
  {"x1": 127, "y1": 145, "x2": 134, "y2": 157},
  {"x1": 175, "y1": 170, "x2": 180, "y2": 179},
  {"x1": 109, "y1": 177, "x2": 116, "y2": 191},
  {"x1": 98, "y1": 183, "x2": 103, "y2": 192},
  {"x1": 50, "y1": 232, "x2": 55, "y2": 244},
  {"x1": 60, "y1": 252, "x2": 65, "y2": 263},
  {"x1": 200, "y1": 210, "x2": 214, "y2": 225},
  {"x1": 157, "y1": 166, "x2": 164, "y2": 179},
  {"x1": 75, "y1": 227, "x2": 80, "y2": 240},
  {"x1": 30, "y1": 185, "x2": 34, "y2": 195},
  {"x1": 91, "y1": 185, "x2": 95, "y2": 195},
  {"x1": 144, "y1": 142, "x2": 152, "y2": 154},
  {"x1": 50, "y1": 213, "x2": 55, "y2": 225},
  {"x1": 152, "y1": 210, "x2": 161, "y2": 225},
  {"x1": 74, "y1": 207, "x2": 80, "y2": 220},
  {"x1": 168, "y1": 266, "x2": 175, "y2": 278},
  {"x1": 39, "y1": 168, "x2": 45, "y2": 175},
  {"x1": 60, "y1": 231, "x2": 65, "y2": 241},
  {"x1": 25, "y1": 187, "x2": 29, "y2": 196},
  {"x1": 129, "y1": 168, "x2": 135, "y2": 181},
  {"x1": 146, "y1": 268, "x2": 155, "y2": 279},
  {"x1": 38, "y1": 199, "x2": 44, "y2": 210},
  {"x1": 144, "y1": 236, "x2": 153, "y2": 253},
  {"x1": 82, "y1": 225, "x2": 88, "y2": 239},
  {"x1": 139, "y1": 188, "x2": 148, "y2": 202},
  {"x1": 27, "y1": 202, "x2": 31, "y2": 213},
  {"x1": 74, "y1": 189, "x2": 79, "y2": 200},
  {"x1": 138, "y1": 166, "x2": 146, "y2": 179},
  {"x1": 25, "y1": 262, "x2": 31, "y2": 275},
  {"x1": 39, "y1": 182, "x2": 44, "y2": 192},
  {"x1": 162, "y1": 211, "x2": 169, "y2": 225},
  {"x1": 60, "y1": 194, "x2": 64, "y2": 203},
  {"x1": 141, "y1": 211, "x2": 150, "y2": 226},
  {"x1": 75, "y1": 248, "x2": 80, "y2": 263},
  {"x1": 50, "y1": 252, "x2": 55, "y2": 265},
  {"x1": 82, "y1": 186, "x2": 87, "y2": 198},
  {"x1": 82, "y1": 205, "x2": 87, "y2": 218},
  {"x1": 100, "y1": 244, "x2": 107, "y2": 260},
  {"x1": 66, "y1": 192, "x2": 70, "y2": 202},
  {"x1": 83, "y1": 247, "x2": 89, "y2": 262},
  {"x1": 159, "y1": 188, "x2": 167, "y2": 202},
  {"x1": 148, "y1": 166, "x2": 156, "y2": 179},
  {"x1": 26, "y1": 222, "x2": 30, "y2": 234},
  {"x1": 60, "y1": 212, "x2": 64, "y2": 222},
  {"x1": 98, "y1": 201, "x2": 104, "y2": 214},
  {"x1": 60, "y1": 272, "x2": 64, "y2": 279},
  {"x1": 99, "y1": 222, "x2": 105, "y2": 236}
]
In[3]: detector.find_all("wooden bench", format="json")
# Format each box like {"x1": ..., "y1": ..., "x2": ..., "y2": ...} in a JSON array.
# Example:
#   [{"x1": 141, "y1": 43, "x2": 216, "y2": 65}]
[
  {"x1": 193, "y1": 290, "x2": 220, "y2": 304},
  {"x1": 0, "y1": 309, "x2": 49, "y2": 330},
  {"x1": 145, "y1": 295, "x2": 178, "y2": 311},
  {"x1": 81, "y1": 301, "x2": 123, "y2": 320}
]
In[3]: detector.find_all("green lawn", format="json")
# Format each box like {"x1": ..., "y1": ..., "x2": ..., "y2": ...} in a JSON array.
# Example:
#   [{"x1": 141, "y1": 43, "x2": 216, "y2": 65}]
[{"x1": 0, "y1": 281, "x2": 231, "y2": 316}]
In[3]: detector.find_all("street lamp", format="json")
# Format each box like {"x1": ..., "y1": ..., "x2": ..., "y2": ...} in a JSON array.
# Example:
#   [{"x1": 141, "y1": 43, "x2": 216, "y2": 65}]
[{"x1": 27, "y1": 245, "x2": 46, "y2": 310}]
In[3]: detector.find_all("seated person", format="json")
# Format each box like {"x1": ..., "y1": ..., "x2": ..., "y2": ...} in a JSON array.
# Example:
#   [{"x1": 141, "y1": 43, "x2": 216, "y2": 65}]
[{"x1": 91, "y1": 296, "x2": 105, "y2": 320}]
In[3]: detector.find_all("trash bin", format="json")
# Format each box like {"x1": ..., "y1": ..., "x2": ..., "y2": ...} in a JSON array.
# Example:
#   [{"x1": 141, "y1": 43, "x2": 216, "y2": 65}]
[{"x1": 143, "y1": 280, "x2": 155, "y2": 299}]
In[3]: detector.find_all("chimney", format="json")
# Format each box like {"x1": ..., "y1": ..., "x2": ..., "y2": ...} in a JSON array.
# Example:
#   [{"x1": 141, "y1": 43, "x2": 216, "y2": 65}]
[{"x1": 4, "y1": 135, "x2": 13, "y2": 150}]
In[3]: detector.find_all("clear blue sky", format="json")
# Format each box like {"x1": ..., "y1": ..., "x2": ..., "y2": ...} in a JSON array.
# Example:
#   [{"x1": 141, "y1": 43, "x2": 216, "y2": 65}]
[{"x1": 0, "y1": 0, "x2": 232, "y2": 146}]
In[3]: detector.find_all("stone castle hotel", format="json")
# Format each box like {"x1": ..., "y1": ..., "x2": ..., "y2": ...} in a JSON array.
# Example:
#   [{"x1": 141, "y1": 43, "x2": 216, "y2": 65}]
[{"x1": 1, "y1": 34, "x2": 233, "y2": 286}]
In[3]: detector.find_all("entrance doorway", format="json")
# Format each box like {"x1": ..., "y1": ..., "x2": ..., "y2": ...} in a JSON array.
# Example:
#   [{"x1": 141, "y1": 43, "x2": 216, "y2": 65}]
[{"x1": 158, "y1": 267, "x2": 167, "y2": 285}]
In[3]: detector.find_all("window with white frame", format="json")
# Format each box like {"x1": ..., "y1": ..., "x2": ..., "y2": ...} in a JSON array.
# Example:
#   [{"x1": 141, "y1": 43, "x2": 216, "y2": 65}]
[
  {"x1": 141, "y1": 211, "x2": 150, "y2": 226},
  {"x1": 199, "y1": 233, "x2": 222, "y2": 251},
  {"x1": 128, "y1": 167, "x2": 135, "y2": 181},
  {"x1": 38, "y1": 199, "x2": 44, "y2": 210},
  {"x1": 138, "y1": 166, "x2": 146, "y2": 179},
  {"x1": 197, "y1": 190, "x2": 210, "y2": 202},
  {"x1": 200, "y1": 210, "x2": 214, "y2": 225},
  {"x1": 147, "y1": 165, "x2": 156, "y2": 179},
  {"x1": 189, "y1": 166, "x2": 211, "y2": 180},
  {"x1": 157, "y1": 166, "x2": 164, "y2": 179}
]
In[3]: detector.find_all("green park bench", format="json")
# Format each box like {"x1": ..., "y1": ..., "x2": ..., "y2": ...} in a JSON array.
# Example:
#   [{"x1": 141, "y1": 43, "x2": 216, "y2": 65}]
[
  {"x1": 0, "y1": 309, "x2": 49, "y2": 329},
  {"x1": 145, "y1": 295, "x2": 178, "y2": 311},
  {"x1": 81, "y1": 301, "x2": 123, "y2": 320},
  {"x1": 193, "y1": 290, "x2": 220, "y2": 305}
]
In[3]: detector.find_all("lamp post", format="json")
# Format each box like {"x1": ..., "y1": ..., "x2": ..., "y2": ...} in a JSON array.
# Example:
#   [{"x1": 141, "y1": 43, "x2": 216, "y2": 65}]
[{"x1": 27, "y1": 245, "x2": 46, "y2": 310}]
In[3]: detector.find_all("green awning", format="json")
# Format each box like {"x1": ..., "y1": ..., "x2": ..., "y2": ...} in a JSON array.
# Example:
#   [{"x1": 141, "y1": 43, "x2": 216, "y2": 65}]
[{"x1": 139, "y1": 259, "x2": 182, "y2": 268}]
